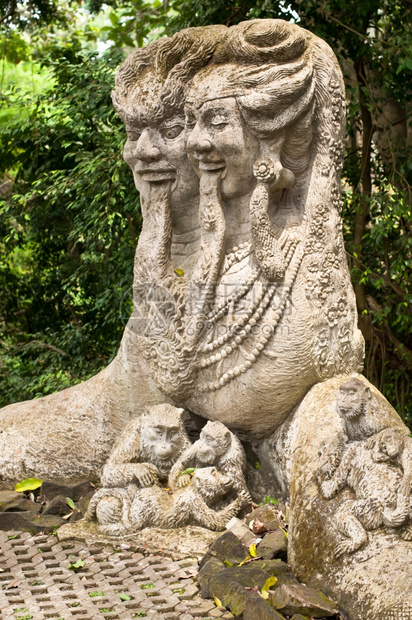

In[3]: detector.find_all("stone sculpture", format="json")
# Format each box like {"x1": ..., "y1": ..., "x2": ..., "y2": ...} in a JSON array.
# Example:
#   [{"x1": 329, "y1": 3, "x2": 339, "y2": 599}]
[
  {"x1": 100, "y1": 403, "x2": 191, "y2": 487},
  {"x1": 87, "y1": 467, "x2": 251, "y2": 534},
  {"x1": 0, "y1": 18, "x2": 364, "y2": 480},
  {"x1": 318, "y1": 427, "x2": 412, "y2": 558},
  {"x1": 1, "y1": 17, "x2": 412, "y2": 620},
  {"x1": 169, "y1": 420, "x2": 248, "y2": 493},
  {"x1": 85, "y1": 416, "x2": 251, "y2": 534}
]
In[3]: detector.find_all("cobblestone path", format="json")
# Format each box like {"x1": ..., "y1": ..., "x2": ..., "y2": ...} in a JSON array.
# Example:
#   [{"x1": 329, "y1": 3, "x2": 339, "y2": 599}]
[{"x1": 0, "y1": 531, "x2": 234, "y2": 620}]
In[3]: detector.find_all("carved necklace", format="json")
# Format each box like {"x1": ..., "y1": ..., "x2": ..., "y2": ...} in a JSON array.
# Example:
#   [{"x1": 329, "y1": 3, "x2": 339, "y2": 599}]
[{"x1": 198, "y1": 240, "x2": 304, "y2": 392}]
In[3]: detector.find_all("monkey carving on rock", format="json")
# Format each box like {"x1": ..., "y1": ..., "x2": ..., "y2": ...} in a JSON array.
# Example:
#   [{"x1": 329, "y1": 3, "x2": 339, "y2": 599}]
[
  {"x1": 100, "y1": 403, "x2": 191, "y2": 488},
  {"x1": 318, "y1": 428, "x2": 412, "y2": 559},
  {"x1": 168, "y1": 420, "x2": 248, "y2": 493},
  {"x1": 335, "y1": 378, "x2": 385, "y2": 442}
]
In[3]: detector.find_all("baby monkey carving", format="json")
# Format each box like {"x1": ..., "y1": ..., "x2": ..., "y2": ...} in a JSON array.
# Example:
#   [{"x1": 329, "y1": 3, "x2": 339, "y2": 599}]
[
  {"x1": 318, "y1": 428, "x2": 412, "y2": 559},
  {"x1": 169, "y1": 420, "x2": 248, "y2": 493},
  {"x1": 101, "y1": 403, "x2": 191, "y2": 488}
]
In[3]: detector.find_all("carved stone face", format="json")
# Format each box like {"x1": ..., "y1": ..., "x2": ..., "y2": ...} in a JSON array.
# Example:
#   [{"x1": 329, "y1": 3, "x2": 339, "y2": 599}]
[
  {"x1": 336, "y1": 382, "x2": 367, "y2": 420},
  {"x1": 122, "y1": 73, "x2": 199, "y2": 210},
  {"x1": 197, "y1": 427, "x2": 231, "y2": 465},
  {"x1": 371, "y1": 429, "x2": 404, "y2": 463},
  {"x1": 185, "y1": 96, "x2": 261, "y2": 201},
  {"x1": 142, "y1": 423, "x2": 181, "y2": 461}
]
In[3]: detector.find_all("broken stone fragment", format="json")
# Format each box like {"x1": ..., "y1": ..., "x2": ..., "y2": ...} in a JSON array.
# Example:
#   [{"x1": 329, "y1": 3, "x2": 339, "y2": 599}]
[
  {"x1": 243, "y1": 595, "x2": 286, "y2": 619},
  {"x1": 41, "y1": 480, "x2": 93, "y2": 502},
  {"x1": 43, "y1": 494, "x2": 73, "y2": 516},
  {"x1": 226, "y1": 516, "x2": 257, "y2": 545},
  {"x1": 251, "y1": 560, "x2": 289, "y2": 577},
  {"x1": 272, "y1": 573, "x2": 300, "y2": 588},
  {"x1": 208, "y1": 572, "x2": 251, "y2": 617},
  {"x1": 257, "y1": 529, "x2": 288, "y2": 559},
  {"x1": 269, "y1": 583, "x2": 338, "y2": 617},
  {"x1": 0, "y1": 490, "x2": 30, "y2": 511},
  {"x1": 0, "y1": 511, "x2": 65, "y2": 533},
  {"x1": 3, "y1": 496, "x2": 41, "y2": 513},
  {"x1": 197, "y1": 557, "x2": 226, "y2": 598},
  {"x1": 207, "y1": 530, "x2": 250, "y2": 566},
  {"x1": 218, "y1": 565, "x2": 277, "y2": 589}
]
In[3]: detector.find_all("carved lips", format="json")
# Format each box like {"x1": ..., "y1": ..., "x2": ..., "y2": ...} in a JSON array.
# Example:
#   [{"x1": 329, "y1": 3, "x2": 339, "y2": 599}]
[{"x1": 136, "y1": 167, "x2": 176, "y2": 182}]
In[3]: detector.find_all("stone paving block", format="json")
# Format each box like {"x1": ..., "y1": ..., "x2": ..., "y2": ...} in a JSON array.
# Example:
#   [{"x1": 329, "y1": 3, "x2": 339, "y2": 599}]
[{"x1": 0, "y1": 531, "x2": 231, "y2": 619}]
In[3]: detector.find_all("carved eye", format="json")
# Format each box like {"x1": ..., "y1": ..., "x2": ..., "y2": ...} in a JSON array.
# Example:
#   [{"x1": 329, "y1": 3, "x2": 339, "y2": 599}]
[
  {"x1": 126, "y1": 130, "x2": 141, "y2": 142},
  {"x1": 162, "y1": 125, "x2": 184, "y2": 140},
  {"x1": 210, "y1": 114, "x2": 228, "y2": 127}
]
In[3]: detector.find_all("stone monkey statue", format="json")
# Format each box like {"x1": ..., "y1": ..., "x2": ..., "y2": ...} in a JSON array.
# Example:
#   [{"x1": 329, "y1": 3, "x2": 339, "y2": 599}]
[
  {"x1": 318, "y1": 428, "x2": 412, "y2": 559},
  {"x1": 335, "y1": 377, "x2": 384, "y2": 442},
  {"x1": 100, "y1": 403, "x2": 191, "y2": 488},
  {"x1": 87, "y1": 466, "x2": 252, "y2": 535},
  {"x1": 168, "y1": 420, "x2": 248, "y2": 493}
]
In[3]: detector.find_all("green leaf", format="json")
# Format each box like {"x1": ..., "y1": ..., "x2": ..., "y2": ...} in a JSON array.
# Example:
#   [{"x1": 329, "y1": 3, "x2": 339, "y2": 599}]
[
  {"x1": 14, "y1": 478, "x2": 43, "y2": 493},
  {"x1": 180, "y1": 468, "x2": 196, "y2": 476},
  {"x1": 66, "y1": 497, "x2": 75, "y2": 510},
  {"x1": 68, "y1": 559, "x2": 85, "y2": 571},
  {"x1": 119, "y1": 593, "x2": 131, "y2": 601}
]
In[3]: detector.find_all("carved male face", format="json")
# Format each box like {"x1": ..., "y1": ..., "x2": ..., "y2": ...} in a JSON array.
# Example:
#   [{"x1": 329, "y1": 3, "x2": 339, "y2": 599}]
[
  {"x1": 122, "y1": 72, "x2": 199, "y2": 210},
  {"x1": 185, "y1": 96, "x2": 261, "y2": 201},
  {"x1": 336, "y1": 379, "x2": 370, "y2": 421}
]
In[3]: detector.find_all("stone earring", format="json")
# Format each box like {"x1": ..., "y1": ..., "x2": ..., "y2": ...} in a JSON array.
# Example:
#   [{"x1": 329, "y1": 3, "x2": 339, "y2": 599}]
[{"x1": 249, "y1": 157, "x2": 291, "y2": 281}]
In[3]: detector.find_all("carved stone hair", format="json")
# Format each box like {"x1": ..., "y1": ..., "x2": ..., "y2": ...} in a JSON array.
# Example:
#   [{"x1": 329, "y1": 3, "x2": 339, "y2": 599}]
[
  {"x1": 187, "y1": 19, "x2": 344, "y2": 178},
  {"x1": 112, "y1": 25, "x2": 228, "y2": 123}
]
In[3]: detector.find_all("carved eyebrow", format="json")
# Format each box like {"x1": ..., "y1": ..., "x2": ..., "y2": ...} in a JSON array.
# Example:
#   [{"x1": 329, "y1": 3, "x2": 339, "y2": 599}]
[
  {"x1": 161, "y1": 116, "x2": 185, "y2": 128},
  {"x1": 202, "y1": 108, "x2": 231, "y2": 121}
]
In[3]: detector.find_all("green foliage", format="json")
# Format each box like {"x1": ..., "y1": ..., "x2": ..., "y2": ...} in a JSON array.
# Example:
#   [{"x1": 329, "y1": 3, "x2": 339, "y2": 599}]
[{"x1": 0, "y1": 45, "x2": 139, "y2": 405}]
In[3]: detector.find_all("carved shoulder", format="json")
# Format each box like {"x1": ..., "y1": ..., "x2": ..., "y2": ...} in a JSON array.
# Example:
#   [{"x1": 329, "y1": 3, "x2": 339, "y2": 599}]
[{"x1": 107, "y1": 417, "x2": 142, "y2": 465}]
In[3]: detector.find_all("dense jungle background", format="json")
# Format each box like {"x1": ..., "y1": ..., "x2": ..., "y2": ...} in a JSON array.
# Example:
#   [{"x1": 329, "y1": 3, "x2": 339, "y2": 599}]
[{"x1": 0, "y1": 0, "x2": 411, "y2": 423}]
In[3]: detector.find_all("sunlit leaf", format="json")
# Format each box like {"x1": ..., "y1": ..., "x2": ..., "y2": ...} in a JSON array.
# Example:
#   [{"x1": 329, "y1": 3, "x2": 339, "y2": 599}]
[{"x1": 14, "y1": 478, "x2": 42, "y2": 493}]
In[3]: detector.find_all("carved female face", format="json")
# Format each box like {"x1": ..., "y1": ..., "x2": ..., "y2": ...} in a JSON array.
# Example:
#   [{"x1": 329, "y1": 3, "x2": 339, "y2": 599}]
[
  {"x1": 122, "y1": 73, "x2": 199, "y2": 210},
  {"x1": 185, "y1": 96, "x2": 261, "y2": 201}
]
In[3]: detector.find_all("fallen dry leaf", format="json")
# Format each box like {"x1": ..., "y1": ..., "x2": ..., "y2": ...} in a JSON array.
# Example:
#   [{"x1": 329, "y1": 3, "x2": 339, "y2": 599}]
[{"x1": 252, "y1": 518, "x2": 268, "y2": 535}]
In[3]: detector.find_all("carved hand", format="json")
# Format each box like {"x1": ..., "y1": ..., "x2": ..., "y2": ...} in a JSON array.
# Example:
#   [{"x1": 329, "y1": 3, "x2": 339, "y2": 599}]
[
  {"x1": 176, "y1": 474, "x2": 192, "y2": 488},
  {"x1": 136, "y1": 463, "x2": 158, "y2": 488}
]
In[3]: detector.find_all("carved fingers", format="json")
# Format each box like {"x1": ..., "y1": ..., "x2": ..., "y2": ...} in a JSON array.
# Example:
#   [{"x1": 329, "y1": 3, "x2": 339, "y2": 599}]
[
  {"x1": 136, "y1": 463, "x2": 158, "y2": 487},
  {"x1": 176, "y1": 474, "x2": 192, "y2": 488}
]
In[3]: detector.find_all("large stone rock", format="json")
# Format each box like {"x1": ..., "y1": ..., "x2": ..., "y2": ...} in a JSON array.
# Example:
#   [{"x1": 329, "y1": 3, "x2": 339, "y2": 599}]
[
  {"x1": 0, "y1": 490, "x2": 25, "y2": 511},
  {"x1": 269, "y1": 374, "x2": 412, "y2": 619},
  {"x1": 206, "y1": 531, "x2": 251, "y2": 566},
  {"x1": 0, "y1": 511, "x2": 65, "y2": 534},
  {"x1": 243, "y1": 597, "x2": 286, "y2": 620}
]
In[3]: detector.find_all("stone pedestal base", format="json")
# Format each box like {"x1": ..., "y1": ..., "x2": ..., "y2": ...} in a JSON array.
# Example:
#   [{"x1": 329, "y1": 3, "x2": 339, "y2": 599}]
[{"x1": 57, "y1": 520, "x2": 222, "y2": 560}]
